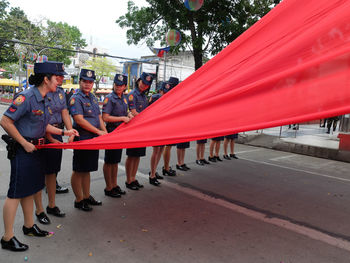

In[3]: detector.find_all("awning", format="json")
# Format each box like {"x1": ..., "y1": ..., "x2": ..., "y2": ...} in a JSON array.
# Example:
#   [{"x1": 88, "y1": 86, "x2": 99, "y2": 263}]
[
  {"x1": 62, "y1": 84, "x2": 79, "y2": 90},
  {"x1": 0, "y1": 79, "x2": 19, "y2": 87}
]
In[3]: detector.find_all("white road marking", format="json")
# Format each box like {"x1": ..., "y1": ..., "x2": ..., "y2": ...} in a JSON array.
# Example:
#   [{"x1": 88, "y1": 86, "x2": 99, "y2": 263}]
[
  {"x1": 235, "y1": 149, "x2": 263, "y2": 154},
  {"x1": 270, "y1": 154, "x2": 296, "y2": 161},
  {"x1": 239, "y1": 157, "x2": 350, "y2": 183}
]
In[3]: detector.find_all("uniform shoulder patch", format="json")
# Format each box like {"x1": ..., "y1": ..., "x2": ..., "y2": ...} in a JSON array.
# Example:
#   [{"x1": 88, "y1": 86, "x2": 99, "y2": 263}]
[
  {"x1": 103, "y1": 98, "x2": 109, "y2": 105},
  {"x1": 70, "y1": 98, "x2": 75, "y2": 106},
  {"x1": 128, "y1": 94, "x2": 133, "y2": 101},
  {"x1": 13, "y1": 95, "x2": 25, "y2": 106}
]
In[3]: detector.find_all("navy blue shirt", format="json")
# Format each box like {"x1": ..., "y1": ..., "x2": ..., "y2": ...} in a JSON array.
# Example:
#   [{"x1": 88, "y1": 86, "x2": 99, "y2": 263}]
[
  {"x1": 69, "y1": 89, "x2": 101, "y2": 131},
  {"x1": 102, "y1": 91, "x2": 128, "y2": 129},
  {"x1": 47, "y1": 86, "x2": 67, "y2": 125},
  {"x1": 149, "y1": 93, "x2": 161, "y2": 105},
  {"x1": 128, "y1": 86, "x2": 148, "y2": 113},
  {"x1": 4, "y1": 87, "x2": 51, "y2": 139}
]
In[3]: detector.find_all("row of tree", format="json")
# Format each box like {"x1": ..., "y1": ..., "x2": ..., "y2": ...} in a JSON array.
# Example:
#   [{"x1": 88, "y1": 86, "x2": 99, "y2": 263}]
[
  {"x1": 0, "y1": 0, "x2": 86, "y2": 72},
  {"x1": 117, "y1": 0, "x2": 281, "y2": 70}
]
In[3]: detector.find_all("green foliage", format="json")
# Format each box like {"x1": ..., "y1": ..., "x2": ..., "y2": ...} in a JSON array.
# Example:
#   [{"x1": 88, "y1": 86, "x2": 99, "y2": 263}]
[
  {"x1": 116, "y1": 0, "x2": 280, "y2": 69},
  {"x1": 86, "y1": 57, "x2": 117, "y2": 90},
  {"x1": 0, "y1": 1, "x2": 86, "y2": 66}
]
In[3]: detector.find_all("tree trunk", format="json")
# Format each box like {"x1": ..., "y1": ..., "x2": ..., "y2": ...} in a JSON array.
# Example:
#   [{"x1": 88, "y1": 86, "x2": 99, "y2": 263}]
[{"x1": 193, "y1": 48, "x2": 203, "y2": 70}]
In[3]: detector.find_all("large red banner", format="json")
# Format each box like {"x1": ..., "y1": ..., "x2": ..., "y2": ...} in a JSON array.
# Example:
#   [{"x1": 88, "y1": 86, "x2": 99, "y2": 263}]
[{"x1": 43, "y1": 0, "x2": 350, "y2": 150}]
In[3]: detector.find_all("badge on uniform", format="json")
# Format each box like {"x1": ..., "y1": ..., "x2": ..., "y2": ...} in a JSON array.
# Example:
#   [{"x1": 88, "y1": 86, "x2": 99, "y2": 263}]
[
  {"x1": 70, "y1": 98, "x2": 75, "y2": 106},
  {"x1": 59, "y1": 93, "x2": 64, "y2": 100},
  {"x1": 84, "y1": 102, "x2": 91, "y2": 107},
  {"x1": 123, "y1": 98, "x2": 127, "y2": 104},
  {"x1": 128, "y1": 94, "x2": 133, "y2": 101},
  {"x1": 32, "y1": 109, "x2": 44, "y2": 116},
  {"x1": 103, "y1": 98, "x2": 109, "y2": 105},
  {"x1": 8, "y1": 106, "x2": 17, "y2": 112},
  {"x1": 14, "y1": 95, "x2": 25, "y2": 106},
  {"x1": 48, "y1": 107, "x2": 53, "y2": 115}
]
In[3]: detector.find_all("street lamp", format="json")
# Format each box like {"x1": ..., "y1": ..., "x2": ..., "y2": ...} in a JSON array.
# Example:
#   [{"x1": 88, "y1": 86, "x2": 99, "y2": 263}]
[{"x1": 14, "y1": 42, "x2": 27, "y2": 92}]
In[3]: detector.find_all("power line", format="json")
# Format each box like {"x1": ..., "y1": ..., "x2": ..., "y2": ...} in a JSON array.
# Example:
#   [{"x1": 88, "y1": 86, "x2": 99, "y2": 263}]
[{"x1": 0, "y1": 38, "x2": 159, "y2": 65}]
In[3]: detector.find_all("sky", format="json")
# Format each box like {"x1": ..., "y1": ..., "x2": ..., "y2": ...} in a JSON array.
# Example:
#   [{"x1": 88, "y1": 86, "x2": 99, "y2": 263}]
[{"x1": 7, "y1": 0, "x2": 154, "y2": 60}]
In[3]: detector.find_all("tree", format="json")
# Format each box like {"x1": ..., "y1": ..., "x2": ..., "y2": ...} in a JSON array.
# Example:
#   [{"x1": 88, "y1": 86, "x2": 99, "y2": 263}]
[
  {"x1": 86, "y1": 57, "x2": 118, "y2": 91},
  {"x1": 0, "y1": 1, "x2": 87, "y2": 66},
  {"x1": 117, "y1": 0, "x2": 281, "y2": 70}
]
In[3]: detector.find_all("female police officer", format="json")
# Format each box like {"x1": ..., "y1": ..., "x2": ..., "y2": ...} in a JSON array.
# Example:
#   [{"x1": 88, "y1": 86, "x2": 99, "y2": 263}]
[
  {"x1": 0, "y1": 61, "x2": 78, "y2": 252},
  {"x1": 125, "y1": 72, "x2": 153, "y2": 190},
  {"x1": 102, "y1": 74, "x2": 133, "y2": 197},
  {"x1": 69, "y1": 69, "x2": 107, "y2": 211},
  {"x1": 34, "y1": 62, "x2": 75, "y2": 225}
]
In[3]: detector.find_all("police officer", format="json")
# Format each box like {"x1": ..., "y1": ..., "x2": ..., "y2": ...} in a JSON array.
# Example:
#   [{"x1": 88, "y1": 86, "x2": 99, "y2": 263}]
[
  {"x1": 33, "y1": 62, "x2": 75, "y2": 225},
  {"x1": 209, "y1": 137, "x2": 224, "y2": 162},
  {"x1": 125, "y1": 72, "x2": 153, "y2": 190},
  {"x1": 102, "y1": 74, "x2": 132, "y2": 197},
  {"x1": 223, "y1": 134, "x2": 239, "y2": 159},
  {"x1": 148, "y1": 81, "x2": 171, "y2": 186},
  {"x1": 196, "y1": 139, "x2": 210, "y2": 165},
  {"x1": 0, "y1": 61, "x2": 78, "y2": 252},
  {"x1": 162, "y1": 77, "x2": 179, "y2": 176},
  {"x1": 69, "y1": 69, "x2": 107, "y2": 211}
]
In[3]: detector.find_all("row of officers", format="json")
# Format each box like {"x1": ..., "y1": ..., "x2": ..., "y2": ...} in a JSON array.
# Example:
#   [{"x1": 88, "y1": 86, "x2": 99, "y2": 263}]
[{"x1": 0, "y1": 61, "x2": 238, "y2": 252}]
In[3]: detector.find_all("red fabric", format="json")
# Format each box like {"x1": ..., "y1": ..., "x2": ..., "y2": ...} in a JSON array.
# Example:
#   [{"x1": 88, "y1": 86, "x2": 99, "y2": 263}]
[{"x1": 42, "y1": 0, "x2": 350, "y2": 150}]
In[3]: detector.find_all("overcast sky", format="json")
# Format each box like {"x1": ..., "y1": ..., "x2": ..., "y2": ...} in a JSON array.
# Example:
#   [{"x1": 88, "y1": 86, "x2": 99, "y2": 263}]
[{"x1": 7, "y1": 0, "x2": 153, "y2": 59}]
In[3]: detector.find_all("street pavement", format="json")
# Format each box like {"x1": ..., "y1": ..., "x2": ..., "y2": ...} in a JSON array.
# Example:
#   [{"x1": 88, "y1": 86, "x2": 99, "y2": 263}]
[{"x1": 0, "y1": 103, "x2": 350, "y2": 262}]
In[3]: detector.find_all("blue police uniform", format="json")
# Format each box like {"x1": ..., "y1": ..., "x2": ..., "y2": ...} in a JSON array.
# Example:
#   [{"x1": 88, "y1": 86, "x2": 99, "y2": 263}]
[
  {"x1": 149, "y1": 93, "x2": 161, "y2": 105},
  {"x1": 44, "y1": 86, "x2": 67, "y2": 174},
  {"x1": 4, "y1": 87, "x2": 51, "y2": 198},
  {"x1": 225, "y1": 134, "x2": 238, "y2": 139},
  {"x1": 69, "y1": 87, "x2": 101, "y2": 172},
  {"x1": 126, "y1": 80, "x2": 150, "y2": 157},
  {"x1": 102, "y1": 90, "x2": 128, "y2": 164}
]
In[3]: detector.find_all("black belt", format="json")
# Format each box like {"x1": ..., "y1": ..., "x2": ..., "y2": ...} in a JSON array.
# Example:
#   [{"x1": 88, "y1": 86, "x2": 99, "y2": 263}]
[
  {"x1": 24, "y1": 137, "x2": 45, "y2": 146},
  {"x1": 52, "y1": 123, "x2": 64, "y2": 129}
]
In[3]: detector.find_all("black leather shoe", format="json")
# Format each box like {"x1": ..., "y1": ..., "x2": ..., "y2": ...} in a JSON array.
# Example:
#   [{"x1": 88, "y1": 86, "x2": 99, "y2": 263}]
[
  {"x1": 74, "y1": 200, "x2": 92, "y2": 211},
  {"x1": 162, "y1": 167, "x2": 176, "y2": 176},
  {"x1": 201, "y1": 159, "x2": 210, "y2": 164},
  {"x1": 215, "y1": 156, "x2": 223, "y2": 162},
  {"x1": 125, "y1": 181, "x2": 139, "y2": 190},
  {"x1": 208, "y1": 156, "x2": 217, "y2": 162},
  {"x1": 133, "y1": 180, "x2": 144, "y2": 188},
  {"x1": 230, "y1": 154, "x2": 239, "y2": 159},
  {"x1": 113, "y1": 186, "x2": 126, "y2": 195},
  {"x1": 1, "y1": 236, "x2": 28, "y2": 251},
  {"x1": 56, "y1": 183, "x2": 69, "y2": 194},
  {"x1": 46, "y1": 206, "x2": 65, "y2": 217},
  {"x1": 149, "y1": 177, "x2": 161, "y2": 186},
  {"x1": 36, "y1": 212, "x2": 50, "y2": 225},
  {"x1": 84, "y1": 195, "x2": 102, "y2": 206},
  {"x1": 182, "y1": 164, "x2": 190, "y2": 170},
  {"x1": 104, "y1": 189, "x2": 121, "y2": 198},
  {"x1": 196, "y1": 160, "x2": 204, "y2": 165},
  {"x1": 223, "y1": 155, "x2": 231, "y2": 160},
  {"x1": 23, "y1": 224, "x2": 49, "y2": 237},
  {"x1": 155, "y1": 172, "x2": 164, "y2": 180},
  {"x1": 176, "y1": 164, "x2": 186, "y2": 171}
]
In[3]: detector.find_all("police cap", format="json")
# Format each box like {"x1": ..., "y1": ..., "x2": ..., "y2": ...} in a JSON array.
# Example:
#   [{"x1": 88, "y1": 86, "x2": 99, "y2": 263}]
[
  {"x1": 80, "y1": 69, "x2": 96, "y2": 81},
  {"x1": 114, "y1": 74, "x2": 128, "y2": 86}
]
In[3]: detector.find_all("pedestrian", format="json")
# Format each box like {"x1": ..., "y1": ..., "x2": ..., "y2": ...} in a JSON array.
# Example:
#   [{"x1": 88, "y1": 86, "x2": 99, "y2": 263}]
[
  {"x1": 66, "y1": 88, "x2": 74, "y2": 106},
  {"x1": 162, "y1": 77, "x2": 180, "y2": 176},
  {"x1": 209, "y1": 137, "x2": 224, "y2": 162},
  {"x1": 102, "y1": 74, "x2": 132, "y2": 197},
  {"x1": 33, "y1": 62, "x2": 75, "y2": 225},
  {"x1": 196, "y1": 139, "x2": 210, "y2": 165},
  {"x1": 223, "y1": 134, "x2": 239, "y2": 160},
  {"x1": 0, "y1": 61, "x2": 78, "y2": 252},
  {"x1": 69, "y1": 69, "x2": 107, "y2": 211},
  {"x1": 125, "y1": 72, "x2": 153, "y2": 190},
  {"x1": 148, "y1": 82, "x2": 170, "y2": 186},
  {"x1": 326, "y1": 116, "x2": 339, "y2": 134},
  {"x1": 176, "y1": 141, "x2": 191, "y2": 171}
]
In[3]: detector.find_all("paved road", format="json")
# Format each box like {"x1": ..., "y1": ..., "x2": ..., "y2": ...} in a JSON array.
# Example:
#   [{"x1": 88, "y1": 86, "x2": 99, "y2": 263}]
[{"x1": 0, "y1": 103, "x2": 350, "y2": 262}]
